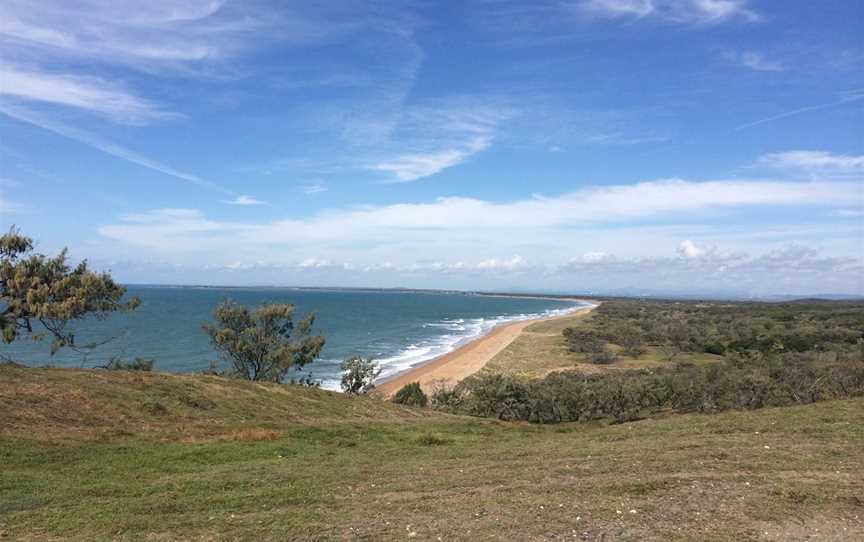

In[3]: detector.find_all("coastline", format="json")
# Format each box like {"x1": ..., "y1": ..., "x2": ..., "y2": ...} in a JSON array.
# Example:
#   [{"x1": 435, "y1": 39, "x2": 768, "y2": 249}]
[{"x1": 373, "y1": 302, "x2": 596, "y2": 397}]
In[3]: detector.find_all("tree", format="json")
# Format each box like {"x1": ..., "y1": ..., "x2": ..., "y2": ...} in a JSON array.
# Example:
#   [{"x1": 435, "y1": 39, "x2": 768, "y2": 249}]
[
  {"x1": 0, "y1": 227, "x2": 139, "y2": 354},
  {"x1": 392, "y1": 382, "x2": 428, "y2": 407},
  {"x1": 340, "y1": 355, "x2": 380, "y2": 394},
  {"x1": 659, "y1": 322, "x2": 691, "y2": 362},
  {"x1": 202, "y1": 300, "x2": 325, "y2": 382}
]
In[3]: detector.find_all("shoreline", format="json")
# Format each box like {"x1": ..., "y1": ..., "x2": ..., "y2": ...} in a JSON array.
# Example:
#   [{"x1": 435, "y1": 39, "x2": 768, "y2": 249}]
[{"x1": 373, "y1": 302, "x2": 597, "y2": 397}]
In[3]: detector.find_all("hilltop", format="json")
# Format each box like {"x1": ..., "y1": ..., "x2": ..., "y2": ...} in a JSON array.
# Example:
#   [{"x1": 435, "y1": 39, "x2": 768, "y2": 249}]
[{"x1": 1, "y1": 364, "x2": 862, "y2": 541}]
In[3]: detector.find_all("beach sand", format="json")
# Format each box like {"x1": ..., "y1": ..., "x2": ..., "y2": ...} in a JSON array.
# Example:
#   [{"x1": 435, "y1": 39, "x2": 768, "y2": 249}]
[{"x1": 373, "y1": 302, "x2": 596, "y2": 398}]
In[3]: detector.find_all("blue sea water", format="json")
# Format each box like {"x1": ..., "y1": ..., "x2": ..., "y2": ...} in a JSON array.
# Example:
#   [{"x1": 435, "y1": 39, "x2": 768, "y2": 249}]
[{"x1": 4, "y1": 286, "x2": 588, "y2": 390}]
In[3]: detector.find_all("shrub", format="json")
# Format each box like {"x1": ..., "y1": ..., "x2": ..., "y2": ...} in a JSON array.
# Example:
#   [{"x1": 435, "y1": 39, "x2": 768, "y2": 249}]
[
  {"x1": 562, "y1": 328, "x2": 606, "y2": 354},
  {"x1": 438, "y1": 354, "x2": 864, "y2": 425},
  {"x1": 456, "y1": 374, "x2": 531, "y2": 420},
  {"x1": 392, "y1": 382, "x2": 428, "y2": 407},
  {"x1": 340, "y1": 356, "x2": 380, "y2": 395},
  {"x1": 103, "y1": 357, "x2": 154, "y2": 371},
  {"x1": 590, "y1": 348, "x2": 618, "y2": 365},
  {"x1": 415, "y1": 432, "x2": 449, "y2": 446},
  {"x1": 429, "y1": 380, "x2": 464, "y2": 411},
  {"x1": 703, "y1": 342, "x2": 726, "y2": 355}
]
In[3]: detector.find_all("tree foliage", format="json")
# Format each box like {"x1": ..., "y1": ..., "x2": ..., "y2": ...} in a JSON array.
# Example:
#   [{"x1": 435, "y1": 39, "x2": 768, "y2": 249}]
[
  {"x1": 202, "y1": 300, "x2": 325, "y2": 382},
  {"x1": 340, "y1": 355, "x2": 380, "y2": 394},
  {"x1": 392, "y1": 381, "x2": 428, "y2": 407},
  {"x1": 0, "y1": 227, "x2": 139, "y2": 354}
]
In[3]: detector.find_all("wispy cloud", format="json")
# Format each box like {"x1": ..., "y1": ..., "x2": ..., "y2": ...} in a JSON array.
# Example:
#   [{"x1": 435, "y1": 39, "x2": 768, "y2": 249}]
[
  {"x1": 0, "y1": 103, "x2": 232, "y2": 194},
  {"x1": 223, "y1": 195, "x2": 266, "y2": 205},
  {"x1": 757, "y1": 150, "x2": 864, "y2": 172},
  {"x1": 0, "y1": 0, "x2": 272, "y2": 72},
  {"x1": 735, "y1": 92, "x2": 864, "y2": 131},
  {"x1": 373, "y1": 136, "x2": 492, "y2": 182},
  {"x1": 580, "y1": 0, "x2": 654, "y2": 18},
  {"x1": 579, "y1": 0, "x2": 759, "y2": 24},
  {"x1": 302, "y1": 181, "x2": 328, "y2": 194},
  {"x1": 367, "y1": 101, "x2": 510, "y2": 182},
  {"x1": 723, "y1": 50, "x2": 784, "y2": 72},
  {"x1": 0, "y1": 63, "x2": 178, "y2": 124}
]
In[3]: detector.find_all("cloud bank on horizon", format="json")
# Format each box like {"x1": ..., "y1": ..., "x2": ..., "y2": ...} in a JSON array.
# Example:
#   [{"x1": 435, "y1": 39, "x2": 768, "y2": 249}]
[{"x1": 1, "y1": 0, "x2": 862, "y2": 296}]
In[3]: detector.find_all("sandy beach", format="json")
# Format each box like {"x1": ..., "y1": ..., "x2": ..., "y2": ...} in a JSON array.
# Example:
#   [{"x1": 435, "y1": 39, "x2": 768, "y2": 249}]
[{"x1": 374, "y1": 302, "x2": 596, "y2": 397}]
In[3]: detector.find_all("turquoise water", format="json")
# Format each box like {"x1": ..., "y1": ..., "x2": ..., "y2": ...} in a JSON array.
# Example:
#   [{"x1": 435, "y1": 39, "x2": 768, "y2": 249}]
[{"x1": 3, "y1": 286, "x2": 588, "y2": 389}]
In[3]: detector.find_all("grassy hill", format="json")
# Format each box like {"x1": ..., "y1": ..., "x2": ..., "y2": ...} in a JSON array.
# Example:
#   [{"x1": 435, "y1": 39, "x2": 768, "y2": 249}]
[{"x1": 2, "y1": 365, "x2": 862, "y2": 541}]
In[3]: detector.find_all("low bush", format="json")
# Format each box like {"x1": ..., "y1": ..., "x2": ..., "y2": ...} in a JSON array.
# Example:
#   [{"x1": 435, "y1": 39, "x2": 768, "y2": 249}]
[
  {"x1": 415, "y1": 432, "x2": 450, "y2": 446},
  {"x1": 590, "y1": 348, "x2": 618, "y2": 365},
  {"x1": 437, "y1": 353, "x2": 864, "y2": 424},
  {"x1": 562, "y1": 328, "x2": 605, "y2": 354},
  {"x1": 392, "y1": 382, "x2": 428, "y2": 407},
  {"x1": 429, "y1": 381, "x2": 463, "y2": 411},
  {"x1": 102, "y1": 357, "x2": 154, "y2": 371}
]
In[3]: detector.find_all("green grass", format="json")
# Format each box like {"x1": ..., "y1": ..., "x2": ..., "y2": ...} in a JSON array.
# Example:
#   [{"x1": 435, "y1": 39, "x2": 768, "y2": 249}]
[{"x1": 1, "y1": 365, "x2": 863, "y2": 540}]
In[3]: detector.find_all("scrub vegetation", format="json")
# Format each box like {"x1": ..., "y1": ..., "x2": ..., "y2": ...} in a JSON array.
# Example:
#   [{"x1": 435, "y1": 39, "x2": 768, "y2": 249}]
[{"x1": 436, "y1": 299, "x2": 864, "y2": 424}]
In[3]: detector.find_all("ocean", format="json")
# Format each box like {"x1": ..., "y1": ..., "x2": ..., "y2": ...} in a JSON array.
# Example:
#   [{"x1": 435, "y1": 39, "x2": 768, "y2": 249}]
[{"x1": 4, "y1": 286, "x2": 588, "y2": 390}]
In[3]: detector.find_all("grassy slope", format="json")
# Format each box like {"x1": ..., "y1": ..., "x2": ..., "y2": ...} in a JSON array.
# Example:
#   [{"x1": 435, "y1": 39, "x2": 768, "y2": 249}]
[
  {"x1": 483, "y1": 312, "x2": 722, "y2": 379},
  {"x1": 2, "y1": 366, "x2": 863, "y2": 541}
]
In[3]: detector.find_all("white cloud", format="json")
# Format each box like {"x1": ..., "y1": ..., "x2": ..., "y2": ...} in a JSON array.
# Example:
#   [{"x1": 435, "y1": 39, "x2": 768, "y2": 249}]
[
  {"x1": 476, "y1": 255, "x2": 531, "y2": 271},
  {"x1": 677, "y1": 239, "x2": 706, "y2": 258},
  {"x1": 724, "y1": 51, "x2": 784, "y2": 72},
  {"x1": 581, "y1": 0, "x2": 654, "y2": 18},
  {"x1": 558, "y1": 243, "x2": 861, "y2": 294},
  {"x1": 0, "y1": 64, "x2": 178, "y2": 124},
  {"x1": 572, "y1": 252, "x2": 617, "y2": 265},
  {"x1": 579, "y1": 0, "x2": 759, "y2": 24},
  {"x1": 96, "y1": 241, "x2": 863, "y2": 295},
  {"x1": 758, "y1": 150, "x2": 864, "y2": 171},
  {"x1": 373, "y1": 136, "x2": 492, "y2": 182},
  {"x1": 98, "y1": 178, "x2": 860, "y2": 254},
  {"x1": 224, "y1": 195, "x2": 266, "y2": 206}
]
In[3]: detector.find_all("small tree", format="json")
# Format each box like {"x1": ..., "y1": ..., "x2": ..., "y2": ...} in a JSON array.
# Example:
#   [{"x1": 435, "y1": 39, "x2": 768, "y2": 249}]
[
  {"x1": 392, "y1": 382, "x2": 428, "y2": 407},
  {"x1": 340, "y1": 355, "x2": 380, "y2": 394},
  {"x1": 0, "y1": 227, "x2": 139, "y2": 354},
  {"x1": 202, "y1": 300, "x2": 325, "y2": 382}
]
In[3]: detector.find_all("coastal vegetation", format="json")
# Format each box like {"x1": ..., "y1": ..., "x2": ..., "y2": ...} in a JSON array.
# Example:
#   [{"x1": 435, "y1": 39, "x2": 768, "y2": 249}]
[
  {"x1": 392, "y1": 381, "x2": 429, "y2": 407},
  {"x1": 0, "y1": 227, "x2": 139, "y2": 356},
  {"x1": 202, "y1": 299, "x2": 325, "y2": 382},
  {"x1": 435, "y1": 299, "x2": 864, "y2": 423},
  {"x1": 340, "y1": 355, "x2": 380, "y2": 394}
]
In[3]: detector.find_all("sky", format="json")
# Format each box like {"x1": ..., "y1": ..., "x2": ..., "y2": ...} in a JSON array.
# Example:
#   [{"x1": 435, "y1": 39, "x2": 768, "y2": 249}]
[{"x1": 0, "y1": 0, "x2": 862, "y2": 296}]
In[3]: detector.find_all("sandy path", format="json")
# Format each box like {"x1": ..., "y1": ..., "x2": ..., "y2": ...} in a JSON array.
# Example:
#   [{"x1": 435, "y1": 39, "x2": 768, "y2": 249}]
[{"x1": 373, "y1": 304, "x2": 596, "y2": 398}]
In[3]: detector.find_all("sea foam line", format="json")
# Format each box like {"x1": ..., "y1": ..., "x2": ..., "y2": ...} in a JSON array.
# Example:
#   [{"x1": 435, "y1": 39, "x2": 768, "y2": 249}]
[{"x1": 317, "y1": 301, "x2": 593, "y2": 391}]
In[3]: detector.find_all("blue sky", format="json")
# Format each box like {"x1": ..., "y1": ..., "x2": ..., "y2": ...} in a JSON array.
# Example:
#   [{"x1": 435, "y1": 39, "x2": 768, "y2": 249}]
[{"x1": 1, "y1": 0, "x2": 862, "y2": 295}]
